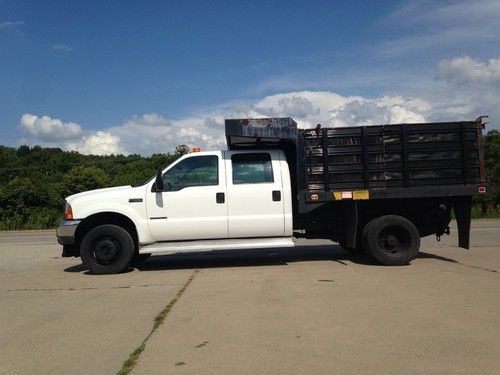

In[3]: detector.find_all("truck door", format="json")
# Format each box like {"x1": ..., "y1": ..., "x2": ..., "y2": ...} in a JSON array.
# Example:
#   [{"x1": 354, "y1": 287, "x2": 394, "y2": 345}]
[
  {"x1": 224, "y1": 150, "x2": 285, "y2": 238},
  {"x1": 146, "y1": 152, "x2": 228, "y2": 241}
]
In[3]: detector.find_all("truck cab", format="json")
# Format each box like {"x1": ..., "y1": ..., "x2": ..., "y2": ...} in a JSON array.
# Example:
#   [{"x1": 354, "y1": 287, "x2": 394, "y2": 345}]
[
  {"x1": 146, "y1": 149, "x2": 293, "y2": 242},
  {"x1": 57, "y1": 149, "x2": 294, "y2": 274}
]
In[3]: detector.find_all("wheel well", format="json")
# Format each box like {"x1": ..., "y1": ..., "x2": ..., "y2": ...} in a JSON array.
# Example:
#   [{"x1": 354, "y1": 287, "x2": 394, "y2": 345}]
[{"x1": 75, "y1": 212, "x2": 139, "y2": 252}]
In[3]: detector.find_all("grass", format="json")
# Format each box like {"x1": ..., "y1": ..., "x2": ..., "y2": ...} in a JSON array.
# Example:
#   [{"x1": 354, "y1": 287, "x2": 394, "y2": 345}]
[
  {"x1": 116, "y1": 269, "x2": 199, "y2": 375},
  {"x1": 117, "y1": 343, "x2": 146, "y2": 375},
  {"x1": 471, "y1": 206, "x2": 500, "y2": 219}
]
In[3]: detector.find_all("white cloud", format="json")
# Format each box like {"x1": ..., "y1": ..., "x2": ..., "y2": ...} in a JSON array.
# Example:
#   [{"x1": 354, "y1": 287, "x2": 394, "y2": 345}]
[
  {"x1": 19, "y1": 114, "x2": 127, "y2": 155},
  {"x1": 0, "y1": 21, "x2": 24, "y2": 30},
  {"x1": 387, "y1": 0, "x2": 500, "y2": 26},
  {"x1": 379, "y1": 0, "x2": 500, "y2": 56},
  {"x1": 437, "y1": 56, "x2": 500, "y2": 85},
  {"x1": 431, "y1": 55, "x2": 500, "y2": 122},
  {"x1": 52, "y1": 44, "x2": 73, "y2": 52},
  {"x1": 18, "y1": 55, "x2": 499, "y2": 155},
  {"x1": 16, "y1": 92, "x2": 430, "y2": 155},
  {"x1": 107, "y1": 113, "x2": 227, "y2": 155},
  {"x1": 67, "y1": 131, "x2": 127, "y2": 156},
  {"x1": 331, "y1": 100, "x2": 425, "y2": 127},
  {"x1": 101, "y1": 91, "x2": 428, "y2": 154},
  {"x1": 20, "y1": 114, "x2": 82, "y2": 142},
  {"x1": 250, "y1": 91, "x2": 427, "y2": 128},
  {"x1": 253, "y1": 94, "x2": 322, "y2": 118}
]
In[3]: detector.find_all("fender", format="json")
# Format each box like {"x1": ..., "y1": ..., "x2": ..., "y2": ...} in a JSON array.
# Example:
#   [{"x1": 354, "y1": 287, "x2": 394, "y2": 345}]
[{"x1": 73, "y1": 201, "x2": 154, "y2": 244}]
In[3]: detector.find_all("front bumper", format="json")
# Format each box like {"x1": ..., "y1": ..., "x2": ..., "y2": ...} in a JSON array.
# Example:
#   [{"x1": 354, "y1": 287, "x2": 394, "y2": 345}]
[{"x1": 56, "y1": 220, "x2": 81, "y2": 245}]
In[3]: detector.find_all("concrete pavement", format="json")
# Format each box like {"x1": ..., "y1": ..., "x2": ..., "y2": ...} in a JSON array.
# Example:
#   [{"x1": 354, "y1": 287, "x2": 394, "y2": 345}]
[
  {"x1": 1, "y1": 220, "x2": 499, "y2": 374},
  {"x1": 0, "y1": 231, "x2": 194, "y2": 374}
]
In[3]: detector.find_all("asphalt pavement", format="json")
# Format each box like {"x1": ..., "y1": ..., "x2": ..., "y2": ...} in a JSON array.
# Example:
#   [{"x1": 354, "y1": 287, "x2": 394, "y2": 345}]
[{"x1": 1, "y1": 220, "x2": 499, "y2": 374}]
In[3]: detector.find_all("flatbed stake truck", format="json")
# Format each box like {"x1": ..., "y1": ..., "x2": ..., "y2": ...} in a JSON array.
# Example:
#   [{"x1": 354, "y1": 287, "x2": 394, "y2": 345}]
[{"x1": 57, "y1": 117, "x2": 488, "y2": 274}]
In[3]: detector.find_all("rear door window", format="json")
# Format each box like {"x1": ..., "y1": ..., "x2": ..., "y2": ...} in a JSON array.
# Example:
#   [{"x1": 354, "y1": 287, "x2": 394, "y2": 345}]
[{"x1": 231, "y1": 153, "x2": 274, "y2": 184}]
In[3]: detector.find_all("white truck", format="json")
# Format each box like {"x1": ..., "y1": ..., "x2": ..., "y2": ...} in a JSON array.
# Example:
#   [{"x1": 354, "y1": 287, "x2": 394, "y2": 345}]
[{"x1": 57, "y1": 117, "x2": 488, "y2": 274}]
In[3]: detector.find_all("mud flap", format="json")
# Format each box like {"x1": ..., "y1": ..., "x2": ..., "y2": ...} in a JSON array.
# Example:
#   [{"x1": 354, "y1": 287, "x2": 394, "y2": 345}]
[{"x1": 453, "y1": 196, "x2": 472, "y2": 249}]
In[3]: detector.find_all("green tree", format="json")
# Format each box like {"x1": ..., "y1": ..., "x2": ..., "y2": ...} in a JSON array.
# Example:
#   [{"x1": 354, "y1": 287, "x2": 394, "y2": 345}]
[
  {"x1": 58, "y1": 166, "x2": 111, "y2": 198},
  {"x1": 0, "y1": 146, "x2": 22, "y2": 183},
  {"x1": 174, "y1": 145, "x2": 190, "y2": 158},
  {"x1": 0, "y1": 145, "x2": 191, "y2": 229},
  {"x1": 484, "y1": 130, "x2": 500, "y2": 208},
  {"x1": 0, "y1": 177, "x2": 59, "y2": 229}
]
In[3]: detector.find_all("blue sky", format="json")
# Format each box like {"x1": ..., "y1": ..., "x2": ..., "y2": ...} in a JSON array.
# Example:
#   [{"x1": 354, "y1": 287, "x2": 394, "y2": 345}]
[{"x1": 1, "y1": 0, "x2": 499, "y2": 155}]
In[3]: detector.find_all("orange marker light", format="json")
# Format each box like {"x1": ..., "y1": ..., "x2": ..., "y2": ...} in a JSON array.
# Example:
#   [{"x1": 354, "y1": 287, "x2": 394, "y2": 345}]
[
  {"x1": 64, "y1": 203, "x2": 73, "y2": 220},
  {"x1": 191, "y1": 147, "x2": 201, "y2": 153}
]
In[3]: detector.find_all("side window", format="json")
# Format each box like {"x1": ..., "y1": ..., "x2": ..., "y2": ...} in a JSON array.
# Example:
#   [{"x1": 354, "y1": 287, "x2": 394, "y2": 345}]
[
  {"x1": 231, "y1": 153, "x2": 274, "y2": 184},
  {"x1": 163, "y1": 155, "x2": 218, "y2": 191}
]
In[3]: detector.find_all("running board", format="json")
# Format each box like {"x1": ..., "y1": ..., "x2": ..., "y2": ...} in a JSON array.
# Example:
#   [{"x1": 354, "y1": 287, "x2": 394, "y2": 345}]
[{"x1": 139, "y1": 237, "x2": 295, "y2": 255}]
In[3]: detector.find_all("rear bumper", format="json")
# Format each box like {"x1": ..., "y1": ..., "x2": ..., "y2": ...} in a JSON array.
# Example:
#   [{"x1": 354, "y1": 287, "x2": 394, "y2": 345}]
[{"x1": 56, "y1": 220, "x2": 81, "y2": 245}]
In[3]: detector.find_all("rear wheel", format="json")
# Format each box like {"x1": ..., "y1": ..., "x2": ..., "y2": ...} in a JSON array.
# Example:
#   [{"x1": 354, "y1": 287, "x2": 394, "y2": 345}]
[
  {"x1": 362, "y1": 215, "x2": 420, "y2": 266},
  {"x1": 80, "y1": 224, "x2": 135, "y2": 274}
]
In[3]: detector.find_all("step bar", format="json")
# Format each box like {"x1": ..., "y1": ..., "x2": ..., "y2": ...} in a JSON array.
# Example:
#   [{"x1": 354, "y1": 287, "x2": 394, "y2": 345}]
[{"x1": 140, "y1": 237, "x2": 295, "y2": 255}]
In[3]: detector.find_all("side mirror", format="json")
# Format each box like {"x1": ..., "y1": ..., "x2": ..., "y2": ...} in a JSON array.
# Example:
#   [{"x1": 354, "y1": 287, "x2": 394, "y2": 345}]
[{"x1": 155, "y1": 170, "x2": 164, "y2": 191}]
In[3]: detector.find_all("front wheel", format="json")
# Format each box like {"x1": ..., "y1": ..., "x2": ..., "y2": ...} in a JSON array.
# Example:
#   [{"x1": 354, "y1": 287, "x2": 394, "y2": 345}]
[
  {"x1": 80, "y1": 224, "x2": 135, "y2": 274},
  {"x1": 362, "y1": 215, "x2": 420, "y2": 266}
]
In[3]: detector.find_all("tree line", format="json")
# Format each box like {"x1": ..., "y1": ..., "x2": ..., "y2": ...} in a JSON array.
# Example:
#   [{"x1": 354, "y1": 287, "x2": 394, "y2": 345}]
[
  {"x1": 0, "y1": 130, "x2": 499, "y2": 230},
  {"x1": 0, "y1": 145, "x2": 190, "y2": 230}
]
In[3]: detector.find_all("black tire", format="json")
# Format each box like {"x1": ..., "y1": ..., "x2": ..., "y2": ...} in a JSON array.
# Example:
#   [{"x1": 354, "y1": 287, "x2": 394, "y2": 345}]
[
  {"x1": 362, "y1": 215, "x2": 420, "y2": 266},
  {"x1": 80, "y1": 224, "x2": 135, "y2": 274}
]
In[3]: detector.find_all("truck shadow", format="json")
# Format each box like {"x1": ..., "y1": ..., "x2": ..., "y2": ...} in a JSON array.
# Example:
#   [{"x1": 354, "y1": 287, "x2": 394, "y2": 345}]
[
  {"x1": 64, "y1": 246, "x2": 459, "y2": 274},
  {"x1": 136, "y1": 248, "x2": 459, "y2": 272},
  {"x1": 64, "y1": 245, "x2": 361, "y2": 273},
  {"x1": 136, "y1": 245, "x2": 354, "y2": 271}
]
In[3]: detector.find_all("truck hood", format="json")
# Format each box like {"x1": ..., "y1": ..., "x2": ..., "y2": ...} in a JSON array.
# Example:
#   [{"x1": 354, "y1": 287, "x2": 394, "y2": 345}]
[{"x1": 66, "y1": 185, "x2": 132, "y2": 202}]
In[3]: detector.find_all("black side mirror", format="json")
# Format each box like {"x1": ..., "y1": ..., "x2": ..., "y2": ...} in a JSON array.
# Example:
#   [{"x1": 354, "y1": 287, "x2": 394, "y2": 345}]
[{"x1": 155, "y1": 170, "x2": 164, "y2": 191}]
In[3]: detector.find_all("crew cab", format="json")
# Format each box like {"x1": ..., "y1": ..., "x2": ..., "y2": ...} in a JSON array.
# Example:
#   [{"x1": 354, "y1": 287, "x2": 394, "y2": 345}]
[{"x1": 57, "y1": 149, "x2": 295, "y2": 274}]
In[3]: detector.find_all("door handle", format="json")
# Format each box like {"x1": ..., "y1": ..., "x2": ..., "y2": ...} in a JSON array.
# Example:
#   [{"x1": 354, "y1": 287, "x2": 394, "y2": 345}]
[
  {"x1": 272, "y1": 190, "x2": 281, "y2": 201},
  {"x1": 216, "y1": 192, "x2": 225, "y2": 204}
]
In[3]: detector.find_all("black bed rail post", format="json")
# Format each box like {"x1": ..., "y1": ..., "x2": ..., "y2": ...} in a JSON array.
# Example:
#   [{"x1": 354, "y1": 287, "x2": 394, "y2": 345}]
[
  {"x1": 361, "y1": 126, "x2": 369, "y2": 189},
  {"x1": 401, "y1": 124, "x2": 409, "y2": 188},
  {"x1": 475, "y1": 116, "x2": 488, "y2": 183},
  {"x1": 321, "y1": 128, "x2": 330, "y2": 191},
  {"x1": 460, "y1": 122, "x2": 470, "y2": 184}
]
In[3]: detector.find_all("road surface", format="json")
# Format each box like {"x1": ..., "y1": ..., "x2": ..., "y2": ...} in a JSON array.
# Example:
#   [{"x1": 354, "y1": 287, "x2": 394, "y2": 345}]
[{"x1": 1, "y1": 220, "x2": 499, "y2": 374}]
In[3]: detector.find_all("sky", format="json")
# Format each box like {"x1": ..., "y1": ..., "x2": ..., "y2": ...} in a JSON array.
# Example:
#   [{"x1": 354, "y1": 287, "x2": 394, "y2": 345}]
[{"x1": 1, "y1": 0, "x2": 499, "y2": 155}]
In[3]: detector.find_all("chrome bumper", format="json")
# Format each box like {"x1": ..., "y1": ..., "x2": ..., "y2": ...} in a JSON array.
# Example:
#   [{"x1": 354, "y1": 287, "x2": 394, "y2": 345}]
[{"x1": 56, "y1": 220, "x2": 81, "y2": 245}]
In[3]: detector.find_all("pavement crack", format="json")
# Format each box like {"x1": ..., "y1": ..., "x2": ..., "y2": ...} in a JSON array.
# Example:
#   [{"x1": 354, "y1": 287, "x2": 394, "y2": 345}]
[
  {"x1": 116, "y1": 269, "x2": 199, "y2": 375},
  {"x1": 456, "y1": 262, "x2": 498, "y2": 274},
  {"x1": 3, "y1": 283, "x2": 180, "y2": 293}
]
